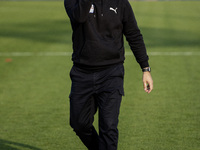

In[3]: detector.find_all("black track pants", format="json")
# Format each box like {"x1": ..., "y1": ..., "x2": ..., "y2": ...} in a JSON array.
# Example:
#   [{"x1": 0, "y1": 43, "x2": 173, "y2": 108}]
[{"x1": 69, "y1": 64, "x2": 124, "y2": 150}]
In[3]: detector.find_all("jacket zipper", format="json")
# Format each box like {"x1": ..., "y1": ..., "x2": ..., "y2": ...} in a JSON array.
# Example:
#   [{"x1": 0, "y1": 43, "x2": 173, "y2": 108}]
[{"x1": 101, "y1": 0, "x2": 103, "y2": 16}]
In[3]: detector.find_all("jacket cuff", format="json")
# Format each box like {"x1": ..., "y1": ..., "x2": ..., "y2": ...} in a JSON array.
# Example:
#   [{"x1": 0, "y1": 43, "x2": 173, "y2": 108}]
[{"x1": 139, "y1": 61, "x2": 149, "y2": 69}]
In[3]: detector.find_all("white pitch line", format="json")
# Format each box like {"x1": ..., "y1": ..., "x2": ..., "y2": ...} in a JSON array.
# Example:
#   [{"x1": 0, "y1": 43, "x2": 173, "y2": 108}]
[
  {"x1": 0, "y1": 52, "x2": 72, "y2": 56},
  {"x1": 125, "y1": 52, "x2": 200, "y2": 56},
  {"x1": 37, "y1": 52, "x2": 72, "y2": 56},
  {"x1": 0, "y1": 52, "x2": 200, "y2": 57},
  {"x1": 148, "y1": 52, "x2": 200, "y2": 56}
]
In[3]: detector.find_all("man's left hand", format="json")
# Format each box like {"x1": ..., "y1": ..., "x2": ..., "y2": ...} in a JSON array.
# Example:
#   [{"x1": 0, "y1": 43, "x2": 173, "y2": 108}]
[{"x1": 143, "y1": 72, "x2": 153, "y2": 94}]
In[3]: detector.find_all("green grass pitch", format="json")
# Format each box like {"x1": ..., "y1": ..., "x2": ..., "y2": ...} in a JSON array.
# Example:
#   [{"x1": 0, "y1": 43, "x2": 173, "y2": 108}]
[{"x1": 0, "y1": 1, "x2": 200, "y2": 150}]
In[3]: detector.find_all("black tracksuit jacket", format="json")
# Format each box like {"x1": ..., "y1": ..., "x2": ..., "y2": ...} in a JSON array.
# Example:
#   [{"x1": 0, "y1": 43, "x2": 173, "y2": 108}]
[{"x1": 64, "y1": 0, "x2": 149, "y2": 69}]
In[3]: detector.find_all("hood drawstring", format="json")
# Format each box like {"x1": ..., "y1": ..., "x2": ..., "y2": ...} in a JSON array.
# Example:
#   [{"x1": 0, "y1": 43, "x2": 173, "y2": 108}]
[{"x1": 101, "y1": 0, "x2": 103, "y2": 16}]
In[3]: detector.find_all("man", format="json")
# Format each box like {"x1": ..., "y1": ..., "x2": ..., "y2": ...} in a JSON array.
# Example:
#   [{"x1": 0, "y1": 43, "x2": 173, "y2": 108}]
[{"x1": 64, "y1": 0, "x2": 153, "y2": 149}]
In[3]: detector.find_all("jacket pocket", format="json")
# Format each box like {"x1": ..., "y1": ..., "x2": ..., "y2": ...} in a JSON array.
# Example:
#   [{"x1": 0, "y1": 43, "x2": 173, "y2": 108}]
[{"x1": 80, "y1": 40, "x2": 122, "y2": 64}]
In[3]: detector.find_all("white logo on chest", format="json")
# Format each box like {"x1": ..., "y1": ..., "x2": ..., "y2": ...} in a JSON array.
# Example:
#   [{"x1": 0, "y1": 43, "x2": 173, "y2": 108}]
[
  {"x1": 110, "y1": 7, "x2": 118, "y2": 14},
  {"x1": 89, "y1": 4, "x2": 94, "y2": 13}
]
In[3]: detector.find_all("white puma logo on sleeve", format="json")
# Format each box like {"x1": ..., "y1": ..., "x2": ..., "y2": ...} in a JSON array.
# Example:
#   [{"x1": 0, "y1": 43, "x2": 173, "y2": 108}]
[{"x1": 110, "y1": 7, "x2": 118, "y2": 14}]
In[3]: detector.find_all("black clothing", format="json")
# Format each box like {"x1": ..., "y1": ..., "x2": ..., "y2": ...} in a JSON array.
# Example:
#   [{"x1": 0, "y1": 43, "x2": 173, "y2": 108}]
[
  {"x1": 65, "y1": 0, "x2": 150, "y2": 149},
  {"x1": 64, "y1": 0, "x2": 149, "y2": 69},
  {"x1": 69, "y1": 64, "x2": 124, "y2": 150}
]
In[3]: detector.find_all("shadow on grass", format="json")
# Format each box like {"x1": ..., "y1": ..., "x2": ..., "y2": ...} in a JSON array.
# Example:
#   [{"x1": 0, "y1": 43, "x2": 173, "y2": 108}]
[
  {"x1": 0, "y1": 19, "x2": 72, "y2": 45},
  {"x1": 0, "y1": 19, "x2": 199, "y2": 48},
  {"x1": 140, "y1": 27, "x2": 200, "y2": 48},
  {"x1": 0, "y1": 139, "x2": 41, "y2": 150}
]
